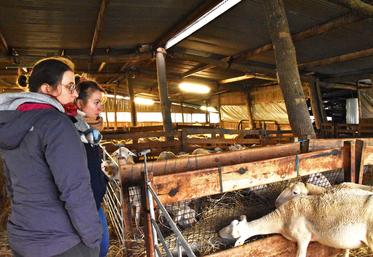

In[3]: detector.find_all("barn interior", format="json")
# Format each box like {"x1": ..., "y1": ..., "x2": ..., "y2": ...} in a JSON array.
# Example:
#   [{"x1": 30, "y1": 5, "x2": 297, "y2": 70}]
[{"x1": 0, "y1": 0, "x2": 373, "y2": 257}]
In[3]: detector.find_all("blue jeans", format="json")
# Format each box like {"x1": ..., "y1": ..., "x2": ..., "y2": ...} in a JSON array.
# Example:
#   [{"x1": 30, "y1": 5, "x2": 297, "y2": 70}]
[{"x1": 98, "y1": 207, "x2": 109, "y2": 257}]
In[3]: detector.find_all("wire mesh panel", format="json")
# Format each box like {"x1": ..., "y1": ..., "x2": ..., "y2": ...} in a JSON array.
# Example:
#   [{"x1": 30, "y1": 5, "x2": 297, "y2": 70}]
[{"x1": 103, "y1": 178, "x2": 125, "y2": 245}]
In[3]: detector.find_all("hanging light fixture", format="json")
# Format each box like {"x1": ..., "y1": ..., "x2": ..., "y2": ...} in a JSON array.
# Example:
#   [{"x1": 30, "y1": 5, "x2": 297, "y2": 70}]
[{"x1": 179, "y1": 82, "x2": 211, "y2": 94}]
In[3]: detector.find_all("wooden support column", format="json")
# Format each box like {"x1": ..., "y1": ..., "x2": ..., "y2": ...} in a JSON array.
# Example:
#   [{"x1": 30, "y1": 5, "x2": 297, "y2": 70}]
[
  {"x1": 113, "y1": 83, "x2": 118, "y2": 130},
  {"x1": 218, "y1": 94, "x2": 222, "y2": 127},
  {"x1": 181, "y1": 102, "x2": 185, "y2": 124},
  {"x1": 309, "y1": 79, "x2": 325, "y2": 129},
  {"x1": 264, "y1": 0, "x2": 316, "y2": 139},
  {"x1": 155, "y1": 47, "x2": 173, "y2": 140},
  {"x1": 343, "y1": 141, "x2": 356, "y2": 182},
  {"x1": 246, "y1": 91, "x2": 254, "y2": 129},
  {"x1": 127, "y1": 77, "x2": 137, "y2": 127}
]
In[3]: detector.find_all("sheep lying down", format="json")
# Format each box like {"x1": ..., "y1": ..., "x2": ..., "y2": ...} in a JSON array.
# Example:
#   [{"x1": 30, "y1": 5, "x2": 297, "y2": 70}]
[{"x1": 219, "y1": 187, "x2": 373, "y2": 257}]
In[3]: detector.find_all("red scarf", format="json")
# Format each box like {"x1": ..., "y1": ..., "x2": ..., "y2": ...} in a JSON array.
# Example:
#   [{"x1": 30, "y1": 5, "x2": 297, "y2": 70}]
[{"x1": 62, "y1": 102, "x2": 78, "y2": 117}]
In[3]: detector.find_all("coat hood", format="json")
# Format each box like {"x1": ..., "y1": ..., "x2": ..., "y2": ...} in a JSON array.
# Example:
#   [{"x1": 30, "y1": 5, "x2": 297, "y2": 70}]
[{"x1": 0, "y1": 92, "x2": 64, "y2": 150}]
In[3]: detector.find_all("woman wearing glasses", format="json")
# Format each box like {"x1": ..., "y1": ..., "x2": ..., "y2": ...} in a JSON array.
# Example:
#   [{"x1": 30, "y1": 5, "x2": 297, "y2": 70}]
[
  {"x1": 71, "y1": 79, "x2": 109, "y2": 257},
  {"x1": 0, "y1": 57, "x2": 101, "y2": 257}
]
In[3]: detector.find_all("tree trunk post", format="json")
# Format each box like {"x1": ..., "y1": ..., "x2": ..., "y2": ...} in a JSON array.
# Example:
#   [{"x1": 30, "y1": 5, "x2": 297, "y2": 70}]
[{"x1": 264, "y1": 0, "x2": 316, "y2": 139}]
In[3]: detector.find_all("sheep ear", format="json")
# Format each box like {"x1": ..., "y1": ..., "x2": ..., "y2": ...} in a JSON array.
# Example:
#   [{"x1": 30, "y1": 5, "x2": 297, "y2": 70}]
[{"x1": 240, "y1": 215, "x2": 247, "y2": 222}]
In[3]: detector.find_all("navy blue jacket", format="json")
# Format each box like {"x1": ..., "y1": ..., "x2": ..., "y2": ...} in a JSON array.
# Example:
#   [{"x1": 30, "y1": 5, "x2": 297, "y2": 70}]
[
  {"x1": 84, "y1": 143, "x2": 108, "y2": 209},
  {"x1": 0, "y1": 105, "x2": 102, "y2": 257}
]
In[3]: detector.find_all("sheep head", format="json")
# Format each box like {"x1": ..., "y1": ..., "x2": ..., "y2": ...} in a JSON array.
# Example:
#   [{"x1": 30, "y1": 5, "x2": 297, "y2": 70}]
[
  {"x1": 219, "y1": 215, "x2": 248, "y2": 244},
  {"x1": 275, "y1": 182, "x2": 309, "y2": 208},
  {"x1": 112, "y1": 146, "x2": 136, "y2": 165}
]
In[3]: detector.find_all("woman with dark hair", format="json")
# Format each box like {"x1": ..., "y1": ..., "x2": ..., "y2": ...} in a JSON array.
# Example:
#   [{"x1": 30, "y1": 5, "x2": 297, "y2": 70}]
[
  {"x1": 72, "y1": 79, "x2": 109, "y2": 257},
  {"x1": 0, "y1": 57, "x2": 102, "y2": 257}
]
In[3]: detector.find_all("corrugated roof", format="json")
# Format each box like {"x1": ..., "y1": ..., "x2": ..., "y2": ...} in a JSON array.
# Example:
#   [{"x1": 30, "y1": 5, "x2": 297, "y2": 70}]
[{"x1": 0, "y1": 0, "x2": 372, "y2": 101}]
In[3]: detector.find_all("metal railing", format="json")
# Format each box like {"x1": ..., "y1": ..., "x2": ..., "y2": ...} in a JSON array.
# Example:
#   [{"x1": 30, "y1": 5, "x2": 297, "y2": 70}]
[
  {"x1": 141, "y1": 149, "x2": 196, "y2": 257},
  {"x1": 100, "y1": 145, "x2": 125, "y2": 245}
]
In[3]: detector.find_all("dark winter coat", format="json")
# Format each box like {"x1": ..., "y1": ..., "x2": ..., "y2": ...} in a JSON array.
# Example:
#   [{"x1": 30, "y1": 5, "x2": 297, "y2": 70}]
[{"x1": 0, "y1": 92, "x2": 102, "y2": 257}]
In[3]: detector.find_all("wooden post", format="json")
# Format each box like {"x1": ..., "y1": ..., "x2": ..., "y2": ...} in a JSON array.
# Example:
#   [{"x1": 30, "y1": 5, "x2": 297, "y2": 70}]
[
  {"x1": 205, "y1": 101, "x2": 210, "y2": 124},
  {"x1": 246, "y1": 91, "x2": 254, "y2": 129},
  {"x1": 355, "y1": 139, "x2": 366, "y2": 184},
  {"x1": 343, "y1": 141, "x2": 356, "y2": 182},
  {"x1": 104, "y1": 103, "x2": 109, "y2": 128},
  {"x1": 181, "y1": 102, "x2": 185, "y2": 124},
  {"x1": 155, "y1": 47, "x2": 173, "y2": 140},
  {"x1": 113, "y1": 83, "x2": 118, "y2": 130},
  {"x1": 218, "y1": 94, "x2": 222, "y2": 128},
  {"x1": 315, "y1": 78, "x2": 327, "y2": 124},
  {"x1": 309, "y1": 80, "x2": 322, "y2": 129},
  {"x1": 264, "y1": 0, "x2": 316, "y2": 139},
  {"x1": 127, "y1": 77, "x2": 137, "y2": 127}
]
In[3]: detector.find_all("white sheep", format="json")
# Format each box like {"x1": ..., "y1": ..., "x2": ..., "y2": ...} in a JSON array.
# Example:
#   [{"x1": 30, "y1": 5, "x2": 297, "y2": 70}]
[
  {"x1": 275, "y1": 181, "x2": 373, "y2": 208},
  {"x1": 191, "y1": 148, "x2": 210, "y2": 155},
  {"x1": 111, "y1": 146, "x2": 136, "y2": 165},
  {"x1": 157, "y1": 151, "x2": 177, "y2": 161},
  {"x1": 101, "y1": 146, "x2": 136, "y2": 177},
  {"x1": 219, "y1": 188, "x2": 373, "y2": 257}
]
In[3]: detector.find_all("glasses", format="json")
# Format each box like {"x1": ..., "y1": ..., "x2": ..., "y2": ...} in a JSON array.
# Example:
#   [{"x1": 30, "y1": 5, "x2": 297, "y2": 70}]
[{"x1": 61, "y1": 82, "x2": 77, "y2": 94}]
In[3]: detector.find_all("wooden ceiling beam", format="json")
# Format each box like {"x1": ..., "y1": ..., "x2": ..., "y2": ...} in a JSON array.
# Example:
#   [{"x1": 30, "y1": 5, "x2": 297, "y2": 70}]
[
  {"x1": 172, "y1": 51, "x2": 275, "y2": 75},
  {"x1": 328, "y1": 0, "x2": 373, "y2": 17},
  {"x1": 0, "y1": 31, "x2": 9, "y2": 54},
  {"x1": 0, "y1": 52, "x2": 152, "y2": 65},
  {"x1": 152, "y1": 0, "x2": 223, "y2": 48},
  {"x1": 321, "y1": 67, "x2": 373, "y2": 83},
  {"x1": 299, "y1": 47, "x2": 373, "y2": 70},
  {"x1": 183, "y1": 13, "x2": 363, "y2": 77},
  {"x1": 90, "y1": 0, "x2": 109, "y2": 56},
  {"x1": 219, "y1": 74, "x2": 277, "y2": 84}
]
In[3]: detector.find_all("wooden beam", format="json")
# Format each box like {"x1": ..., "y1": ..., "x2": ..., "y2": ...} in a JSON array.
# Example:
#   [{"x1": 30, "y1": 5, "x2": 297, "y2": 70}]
[
  {"x1": 90, "y1": 0, "x2": 109, "y2": 56},
  {"x1": 264, "y1": 0, "x2": 316, "y2": 139},
  {"x1": 355, "y1": 139, "x2": 366, "y2": 184},
  {"x1": 321, "y1": 68, "x2": 373, "y2": 83},
  {"x1": 329, "y1": 0, "x2": 373, "y2": 17},
  {"x1": 120, "y1": 142, "x2": 301, "y2": 184},
  {"x1": 0, "y1": 30, "x2": 9, "y2": 54},
  {"x1": 97, "y1": 62, "x2": 106, "y2": 72},
  {"x1": 319, "y1": 81, "x2": 361, "y2": 90},
  {"x1": 205, "y1": 235, "x2": 342, "y2": 257},
  {"x1": 315, "y1": 79, "x2": 327, "y2": 123},
  {"x1": 127, "y1": 77, "x2": 137, "y2": 126},
  {"x1": 309, "y1": 138, "x2": 373, "y2": 151},
  {"x1": 309, "y1": 82, "x2": 322, "y2": 129},
  {"x1": 153, "y1": 148, "x2": 343, "y2": 204},
  {"x1": 183, "y1": 13, "x2": 362, "y2": 77},
  {"x1": 0, "y1": 52, "x2": 152, "y2": 65},
  {"x1": 299, "y1": 47, "x2": 373, "y2": 70},
  {"x1": 219, "y1": 74, "x2": 277, "y2": 84},
  {"x1": 172, "y1": 52, "x2": 275, "y2": 75},
  {"x1": 364, "y1": 145, "x2": 373, "y2": 165},
  {"x1": 153, "y1": 0, "x2": 223, "y2": 48}
]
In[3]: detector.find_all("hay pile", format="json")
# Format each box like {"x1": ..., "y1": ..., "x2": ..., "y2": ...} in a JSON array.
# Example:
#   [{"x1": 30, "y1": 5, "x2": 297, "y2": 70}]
[
  {"x1": 130, "y1": 190, "x2": 273, "y2": 257},
  {"x1": 0, "y1": 159, "x2": 11, "y2": 231},
  {"x1": 0, "y1": 231, "x2": 11, "y2": 257}
]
